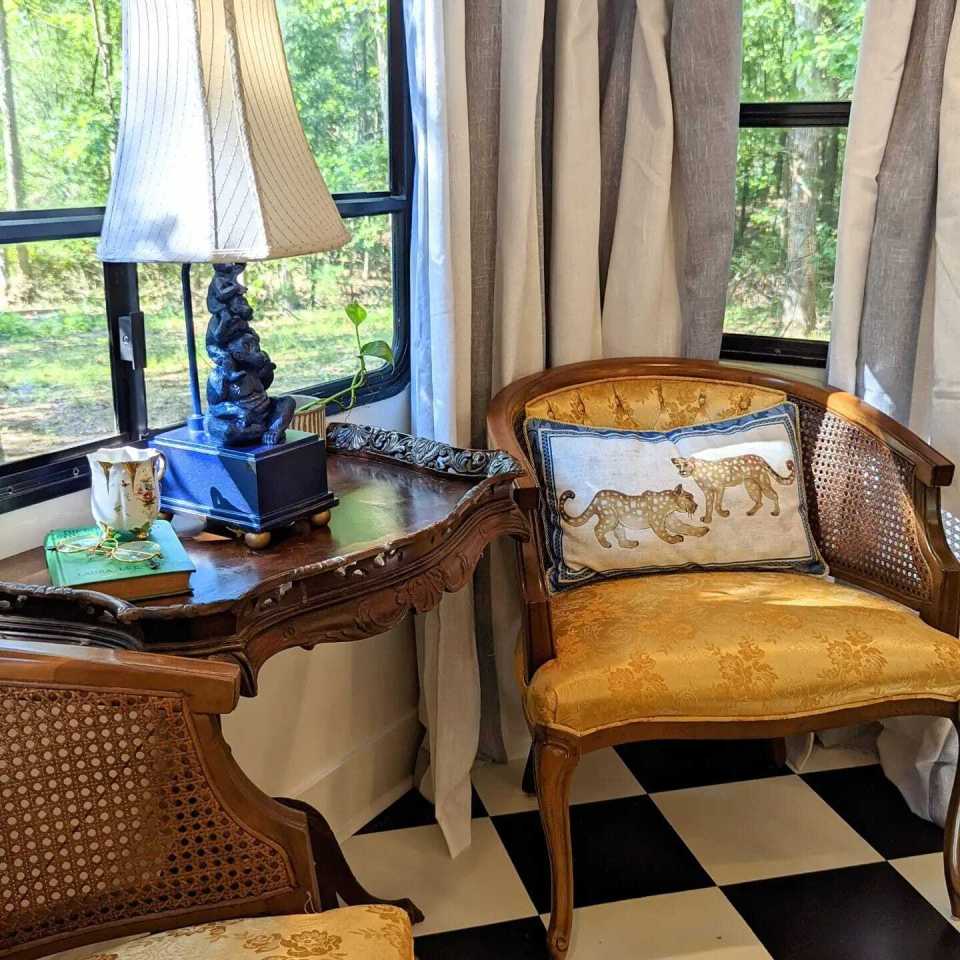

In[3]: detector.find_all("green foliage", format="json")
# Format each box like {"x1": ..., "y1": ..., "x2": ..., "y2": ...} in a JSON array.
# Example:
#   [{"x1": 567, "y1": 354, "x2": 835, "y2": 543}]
[
  {"x1": 0, "y1": 0, "x2": 395, "y2": 463},
  {"x1": 0, "y1": 0, "x2": 392, "y2": 314},
  {"x1": 345, "y1": 301, "x2": 368, "y2": 326},
  {"x1": 1, "y1": 0, "x2": 120, "y2": 208},
  {"x1": 360, "y1": 339, "x2": 393, "y2": 363},
  {"x1": 298, "y1": 300, "x2": 395, "y2": 414},
  {"x1": 730, "y1": 0, "x2": 864, "y2": 340},
  {"x1": 742, "y1": 0, "x2": 864, "y2": 102}
]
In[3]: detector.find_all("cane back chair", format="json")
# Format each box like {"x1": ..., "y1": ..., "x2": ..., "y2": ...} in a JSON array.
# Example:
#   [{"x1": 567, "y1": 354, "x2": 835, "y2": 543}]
[
  {"x1": 0, "y1": 638, "x2": 413, "y2": 960},
  {"x1": 487, "y1": 357, "x2": 960, "y2": 959}
]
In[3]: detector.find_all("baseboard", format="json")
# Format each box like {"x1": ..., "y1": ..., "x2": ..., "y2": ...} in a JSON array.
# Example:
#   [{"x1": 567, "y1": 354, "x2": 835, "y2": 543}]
[{"x1": 289, "y1": 708, "x2": 423, "y2": 841}]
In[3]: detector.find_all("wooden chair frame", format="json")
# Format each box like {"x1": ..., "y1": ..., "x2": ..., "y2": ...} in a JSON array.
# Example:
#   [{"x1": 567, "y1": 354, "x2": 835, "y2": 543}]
[
  {"x1": 487, "y1": 358, "x2": 960, "y2": 959},
  {"x1": 0, "y1": 639, "x2": 319, "y2": 960}
]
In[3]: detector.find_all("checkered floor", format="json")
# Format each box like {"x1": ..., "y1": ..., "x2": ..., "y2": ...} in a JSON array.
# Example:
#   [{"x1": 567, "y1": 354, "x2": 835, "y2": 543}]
[{"x1": 342, "y1": 739, "x2": 960, "y2": 959}]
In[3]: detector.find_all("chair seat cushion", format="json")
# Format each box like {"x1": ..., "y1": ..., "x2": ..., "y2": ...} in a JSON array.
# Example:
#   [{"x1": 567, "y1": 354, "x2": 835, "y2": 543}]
[
  {"x1": 70, "y1": 907, "x2": 412, "y2": 960},
  {"x1": 525, "y1": 572, "x2": 960, "y2": 735}
]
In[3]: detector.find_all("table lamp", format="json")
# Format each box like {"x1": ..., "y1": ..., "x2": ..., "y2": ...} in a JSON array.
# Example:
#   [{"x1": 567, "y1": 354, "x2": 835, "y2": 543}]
[{"x1": 98, "y1": 0, "x2": 348, "y2": 548}]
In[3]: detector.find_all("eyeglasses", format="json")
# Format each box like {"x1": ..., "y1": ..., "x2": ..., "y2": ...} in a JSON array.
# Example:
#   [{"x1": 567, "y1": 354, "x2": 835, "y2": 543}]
[{"x1": 55, "y1": 535, "x2": 163, "y2": 566}]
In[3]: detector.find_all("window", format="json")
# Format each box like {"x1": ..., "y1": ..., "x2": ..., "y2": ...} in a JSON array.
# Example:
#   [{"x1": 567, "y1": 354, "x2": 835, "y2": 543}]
[
  {"x1": 721, "y1": 0, "x2": 865, "y2": 368},
  {"x1": 0, "y1": 0, "x2": 412, "y2": 512}
]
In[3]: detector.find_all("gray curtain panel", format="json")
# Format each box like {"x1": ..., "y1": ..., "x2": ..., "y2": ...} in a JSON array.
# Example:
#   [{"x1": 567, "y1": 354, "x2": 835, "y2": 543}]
[
  {"x1": 459, "y1": 0, "x2": 743, "y2": 763},
  {"x1": 465, "y1": 0, "x2": 509, "y2": 763},
  {"x1": 854, "y1": 0, "x2": 957, "y2": 420},
  {"x1": 671, "y1": 0, "x2": 743, "y2": 360},
  {"x1": 597, "y1": 0, "x2": 637, "y2": 297}
]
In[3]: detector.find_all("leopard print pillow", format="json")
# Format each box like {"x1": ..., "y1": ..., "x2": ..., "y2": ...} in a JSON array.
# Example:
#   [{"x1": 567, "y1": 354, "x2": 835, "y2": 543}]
[{"x1": 525, "y1": 401, "x2": 826, "y2": 591}]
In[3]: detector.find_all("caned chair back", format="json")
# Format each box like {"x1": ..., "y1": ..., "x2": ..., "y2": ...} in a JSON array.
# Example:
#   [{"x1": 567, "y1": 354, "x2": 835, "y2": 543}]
[{"x1": 0, "y1": 638, "x2": 317, "y2": 960}]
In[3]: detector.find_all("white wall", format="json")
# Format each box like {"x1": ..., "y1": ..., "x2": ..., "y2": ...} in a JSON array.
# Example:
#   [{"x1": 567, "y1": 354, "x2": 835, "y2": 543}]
[{"x1": 0, "y1": 388, "x2": 420, "y2": 840}]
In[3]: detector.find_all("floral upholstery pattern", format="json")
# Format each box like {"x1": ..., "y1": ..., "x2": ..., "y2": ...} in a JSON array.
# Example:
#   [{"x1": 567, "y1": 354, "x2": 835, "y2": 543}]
[
  {"x1": 524, "y1": 376, "x2": 786, "y2": 431},
  {"x1": 524, "y1": 571, "x2": 960, "y2": 735},
  {"x1": 68, "y1": 908, "x2": 412, "y2": 960}
]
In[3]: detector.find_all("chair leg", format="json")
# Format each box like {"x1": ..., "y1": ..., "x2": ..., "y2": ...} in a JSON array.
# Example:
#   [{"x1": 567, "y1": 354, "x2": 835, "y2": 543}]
[
  {"x1": 769, "y1": 737, "x2": 788, "y2": 769},
  {"x1": 522, "y1": 743, "x2": 536, "y2": 795},
  {"x1": 535, "y1": 736, "x2": 579, "y2": 960},
  {"x1": 945, "y1": 719, "x2": 960, "y2": 919}
]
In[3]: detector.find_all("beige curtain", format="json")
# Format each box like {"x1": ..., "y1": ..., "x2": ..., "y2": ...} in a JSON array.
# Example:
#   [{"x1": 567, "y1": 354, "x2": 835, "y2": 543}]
[
  {"x1": 828, "y1": 0, "x2": 960, "y2": 825},
  {"x1": 549, "y1": 1, "x2": 742, "y2": 363},
  {"x1": 405, "y1": 0, "x2": 743, "y2": 855}
]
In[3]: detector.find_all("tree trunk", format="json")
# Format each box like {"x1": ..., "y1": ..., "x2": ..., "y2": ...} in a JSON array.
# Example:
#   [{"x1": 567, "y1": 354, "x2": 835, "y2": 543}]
[
  {"x1": 375, "y1": 27, "x2": 388, "y2": 140},
  {"x1": 0, "y1": 0, "x2": 29, "y2": 299},
  {"x1": 781, "y1": 126, "x2": 819, "y2": 336},
  {"x1": 819, "y1": 74, "x2": 841, "y2": 229},
  {"x1": 780, "y1": 0, "x2": 820, "y2": 337}
]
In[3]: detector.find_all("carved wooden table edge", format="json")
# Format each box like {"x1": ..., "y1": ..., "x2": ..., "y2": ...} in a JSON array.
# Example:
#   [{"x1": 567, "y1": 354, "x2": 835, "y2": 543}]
[{"x1": 0, "y1": 423, "x2": 531, "y2": 697}]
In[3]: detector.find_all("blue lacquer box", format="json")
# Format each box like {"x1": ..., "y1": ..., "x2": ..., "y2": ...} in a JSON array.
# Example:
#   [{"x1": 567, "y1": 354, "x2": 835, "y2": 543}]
[{"x1": 154, "y1": 428, "x2": 336, "y2": 533}]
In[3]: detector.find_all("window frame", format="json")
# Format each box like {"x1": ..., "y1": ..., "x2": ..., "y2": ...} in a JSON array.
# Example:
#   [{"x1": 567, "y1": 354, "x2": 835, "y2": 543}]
[
  {"x1": 0, "y1": 0, "x2": 413, "y2": 515},
  {"x1": 719, "y1": 99, "x2": 851, "y2": 370}
]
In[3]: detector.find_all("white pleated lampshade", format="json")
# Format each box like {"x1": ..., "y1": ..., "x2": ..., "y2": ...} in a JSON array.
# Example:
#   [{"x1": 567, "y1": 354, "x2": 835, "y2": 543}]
[{"x1": 98, "y1": 0, "x2": 349, "y2": 264}]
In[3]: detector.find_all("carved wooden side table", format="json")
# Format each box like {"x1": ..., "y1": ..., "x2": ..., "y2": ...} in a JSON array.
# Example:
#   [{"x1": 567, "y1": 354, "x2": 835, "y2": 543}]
[{"x1": 0, "y1": 423, "x2": 528, "y2": 923}]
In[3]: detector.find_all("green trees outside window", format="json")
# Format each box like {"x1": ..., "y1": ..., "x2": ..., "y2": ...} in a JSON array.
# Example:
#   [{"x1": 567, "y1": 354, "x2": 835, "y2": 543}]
[
  {"x1": 0, "y1": 0, "x2": 399, "y2": 468},
  {"x1": 0, "y1": 0, "x2": 865, "y2": 480},
  {"x1": 727, "y1": 0, "x2": 865, "y2": 343}
]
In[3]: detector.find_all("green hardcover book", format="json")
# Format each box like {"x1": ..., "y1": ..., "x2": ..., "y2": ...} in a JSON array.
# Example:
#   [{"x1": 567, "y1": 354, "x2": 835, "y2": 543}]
[{"x1": 44, "y1": 520, "x2": 195, "y2": 601}]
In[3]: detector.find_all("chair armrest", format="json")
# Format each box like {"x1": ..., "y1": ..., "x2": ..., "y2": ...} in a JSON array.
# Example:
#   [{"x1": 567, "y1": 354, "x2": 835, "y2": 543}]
[
  {"x1": 0, "y1": 639, "x2": 240, "y2": 714},
  {"x1": 487, "y1": 394, "x2": 555, "y2": 670}
]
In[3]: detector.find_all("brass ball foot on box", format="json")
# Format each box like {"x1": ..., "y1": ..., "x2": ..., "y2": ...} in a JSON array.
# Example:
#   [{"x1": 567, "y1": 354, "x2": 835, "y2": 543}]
[
  {"x1": 310, "y1": 510, "x2": 332, "y2": 528},
  {"x1": 244, "y1": 531, "x2": 272, "y2": 550}
]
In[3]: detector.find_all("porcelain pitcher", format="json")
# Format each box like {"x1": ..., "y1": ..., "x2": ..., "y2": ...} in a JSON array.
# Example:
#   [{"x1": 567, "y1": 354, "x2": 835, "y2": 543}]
[{"x1": 87, "y1": 446, "x2": 166, "y2": 538}]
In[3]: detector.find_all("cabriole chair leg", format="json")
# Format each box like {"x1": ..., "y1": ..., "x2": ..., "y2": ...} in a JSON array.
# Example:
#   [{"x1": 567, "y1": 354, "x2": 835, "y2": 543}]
[
  {"x1": 535, "y1": 736, "x2": 579, "y2": 959},
  {"x1": 522, "y1": 743, "x2": 536, "y2": 795},
  {"x1": 945, "y1": 719, "x2": 960, "y2": 919}
]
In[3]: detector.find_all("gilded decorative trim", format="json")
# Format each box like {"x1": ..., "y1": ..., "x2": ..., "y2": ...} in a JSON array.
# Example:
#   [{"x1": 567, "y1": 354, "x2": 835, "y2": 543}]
[{"x1": 326, "y1": 422, "x2": 523, "y2": 480}]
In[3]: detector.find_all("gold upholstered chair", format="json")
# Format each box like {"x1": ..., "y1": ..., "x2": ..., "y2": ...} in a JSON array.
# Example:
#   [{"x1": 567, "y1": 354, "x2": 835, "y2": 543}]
[
  {"x1": 487, "y1": 357, "x2": 960, "y2": 960},
  {"x1": 0, "y1": 638, "x2": 413, "y2": 960}
]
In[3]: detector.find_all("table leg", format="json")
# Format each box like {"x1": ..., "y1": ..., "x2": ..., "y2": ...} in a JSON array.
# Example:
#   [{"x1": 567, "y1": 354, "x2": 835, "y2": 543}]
[{"x1": 276, "y1": 796, "x2": 425, "y2": 924}]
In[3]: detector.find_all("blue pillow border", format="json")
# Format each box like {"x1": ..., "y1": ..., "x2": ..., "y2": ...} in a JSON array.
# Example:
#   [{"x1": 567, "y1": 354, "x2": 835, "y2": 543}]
[{"x1": 525, "y1": 401, "x2": 827, "y2": 591}]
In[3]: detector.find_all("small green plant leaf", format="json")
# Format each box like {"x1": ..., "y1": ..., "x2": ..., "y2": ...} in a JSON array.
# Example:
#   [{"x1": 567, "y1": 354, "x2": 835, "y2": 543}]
[
  {"x1": 359, "y1": 339, "x2": 394, "y2": 365},
  {"x1": 294, "y1": 397, "x2": 325, "y2": 414},
  {"x1": 345, "y1": 301, "x2": 367, "y2": 327}
]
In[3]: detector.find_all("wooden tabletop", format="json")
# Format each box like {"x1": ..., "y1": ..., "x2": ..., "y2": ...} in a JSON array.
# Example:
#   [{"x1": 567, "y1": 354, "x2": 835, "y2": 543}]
[
  {"x1": 0, "y1": 455, "x2": 477, "y2": 609},
  {"x1": 0, "y1": 423, "x2": 528, "y2": 694}
]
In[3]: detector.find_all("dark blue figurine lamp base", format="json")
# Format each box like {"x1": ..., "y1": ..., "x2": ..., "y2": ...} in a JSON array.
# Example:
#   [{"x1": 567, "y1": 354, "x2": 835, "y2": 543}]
[
  {"x1": 155, "y1": 427, "x2": 336, "y2": 536},
  {"x1": 155, "y1": 262, "x2": 337, "y2": 548}
]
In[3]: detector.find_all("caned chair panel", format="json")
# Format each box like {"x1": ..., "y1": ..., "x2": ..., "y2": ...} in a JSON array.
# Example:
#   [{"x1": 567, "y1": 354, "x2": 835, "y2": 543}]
[
  {"x1": 0, "y1": 636, "x2": 319, "y2": 960},
  {"x1": 792, "y1": 397, "x2": 933, "y2": 604},
  {"x1": 0, "y1": 680, "x2": 296, "y2": 957}
]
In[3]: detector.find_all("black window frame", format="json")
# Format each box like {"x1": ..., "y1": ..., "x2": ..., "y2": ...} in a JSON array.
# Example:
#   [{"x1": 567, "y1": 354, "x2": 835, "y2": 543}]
[
  {"x1": 0, "y1": 0, "x2": 413, "y2": 515},
  {"x1": 719, "y1": 99, "x2": 850, "y2": 369}
]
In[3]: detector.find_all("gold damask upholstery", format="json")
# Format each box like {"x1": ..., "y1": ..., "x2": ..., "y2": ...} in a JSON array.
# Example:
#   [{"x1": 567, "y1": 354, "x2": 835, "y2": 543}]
[
  {"x1": 524, "y1": 376, "x2": 786, "y2": 431},
  {"x1": 525, "y1": 572, "x2": 960, "y2": 735},
  {"x1": 67, "y1": 908, "x2": 412, "y2": 960}
]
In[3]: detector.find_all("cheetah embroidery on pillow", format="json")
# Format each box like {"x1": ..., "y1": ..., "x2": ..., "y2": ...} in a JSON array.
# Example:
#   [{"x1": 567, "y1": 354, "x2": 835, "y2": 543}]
[
  {"x1": 671, "y1": 454, "x2": 796, "y2": 523},
  {"x1": 558, "y1": 485, "x2": 710, "y2": 547}
]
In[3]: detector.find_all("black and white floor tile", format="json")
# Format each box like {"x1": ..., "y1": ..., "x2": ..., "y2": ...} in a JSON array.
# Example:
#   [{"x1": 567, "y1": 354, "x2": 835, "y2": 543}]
[{"x1": 343, "y1": 741, "x2": 960, "y2": 959}]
